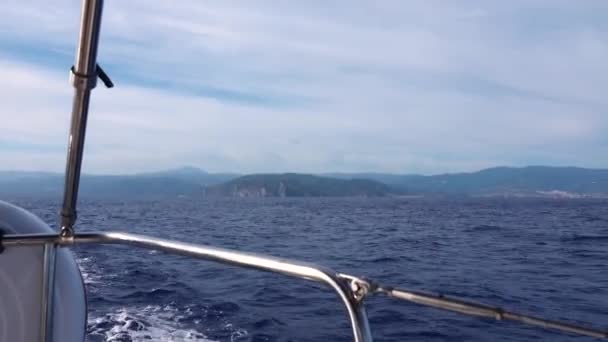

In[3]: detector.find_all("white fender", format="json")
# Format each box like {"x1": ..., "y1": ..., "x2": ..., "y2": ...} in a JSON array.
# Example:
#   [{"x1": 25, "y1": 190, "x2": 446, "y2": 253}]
[{"x1": 0, "y1": 201, "x2": 86, "y2": 342}]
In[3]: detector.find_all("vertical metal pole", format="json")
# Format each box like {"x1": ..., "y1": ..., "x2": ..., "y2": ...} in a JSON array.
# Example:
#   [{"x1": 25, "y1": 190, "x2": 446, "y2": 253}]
[
  {"x1": 40, "y1": 243, "x2": 57, "y2": 342},
  {"x1": 352, "y1": 302, "x2": 373, "y2": 342},
  {"x1": 60, "y1": 0, "x2": 105, "y2": 237},
  {"x1": 340, "y1": 280, "x2": 374, "y2": 342}
]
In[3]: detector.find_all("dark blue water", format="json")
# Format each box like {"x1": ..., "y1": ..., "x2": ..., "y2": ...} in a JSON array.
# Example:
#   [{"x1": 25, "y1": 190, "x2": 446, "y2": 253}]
[{"x1": 13, "y1": 197, "x2": 608, "y2": 341}]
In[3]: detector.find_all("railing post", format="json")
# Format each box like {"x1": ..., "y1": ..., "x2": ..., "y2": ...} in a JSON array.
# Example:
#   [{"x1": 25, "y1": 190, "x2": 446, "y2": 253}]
[
  {"x1": 350, "y1": 299, "x2": 373, "y2": 342},
  {"x1": 60, "y1": 0, "x2": 105, "y2": 237}
]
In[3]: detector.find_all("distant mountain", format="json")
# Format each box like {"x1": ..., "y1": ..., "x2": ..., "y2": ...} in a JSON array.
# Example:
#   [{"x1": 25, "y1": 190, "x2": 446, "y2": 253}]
[
  {"x1": 329, "y1": 166, "x2": 608, "y2": 196},
  {"x1": 0, "y1": 171, "x2": 64, "y2": 197},
  {"x1": 0, "y1": 173, "x2": 200, "y2": 199},
  {"x1": 79, "y1": 175, "x2": 201, "y2": 198},
  {"x1": 0, "y1": 167, "x2": 238, "y2": 199},
  {"x1": 205, "y1": 173, "x2": 395, "y2": 197},
  {"x1": 136, "y1": 167, "x2": 239, "y2": 186}
]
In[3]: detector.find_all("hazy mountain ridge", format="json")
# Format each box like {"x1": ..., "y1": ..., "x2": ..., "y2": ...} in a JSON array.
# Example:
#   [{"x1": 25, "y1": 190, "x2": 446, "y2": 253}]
[
  {"x1": 0, "y1": 167, "x2": 237, "y2": 199},
  {"x1": 330, "y1": 166, "x2": 608, "y2": 196},
  {"x1": 135, "y1": 166, "x2": 239, "y2": 185},
  {"x1": 1, "y1": 166, "x2": 607, "y2": 198}
]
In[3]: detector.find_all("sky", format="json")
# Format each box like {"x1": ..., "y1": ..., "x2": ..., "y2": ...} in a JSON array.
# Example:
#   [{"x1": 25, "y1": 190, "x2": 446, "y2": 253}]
[{"x1": 0, "y1": 1, "x2": 607, "y2": 175}]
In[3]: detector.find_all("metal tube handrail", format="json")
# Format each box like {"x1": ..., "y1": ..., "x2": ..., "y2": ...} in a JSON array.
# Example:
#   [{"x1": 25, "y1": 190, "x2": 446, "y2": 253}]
[
  {"x1": 2, "y1": 232, "x2": 606, "y2": 340},
  {"x1": 3, "y1": 232, "x2": 373, "y2": 342},
  {"x1": 376, "y1": 287, "x2": 607, "y2": 339}
]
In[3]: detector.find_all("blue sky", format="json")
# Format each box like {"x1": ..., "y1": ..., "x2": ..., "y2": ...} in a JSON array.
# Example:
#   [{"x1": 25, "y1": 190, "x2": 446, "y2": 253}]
[{"x1": 0, "y1": 1, "x2": 606, "y2": 174}]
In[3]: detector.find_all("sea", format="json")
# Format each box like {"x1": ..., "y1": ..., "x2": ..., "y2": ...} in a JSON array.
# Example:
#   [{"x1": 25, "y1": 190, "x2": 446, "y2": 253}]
[{"x1": 11, "y1": 197, "x2": 608, "y2": 342}]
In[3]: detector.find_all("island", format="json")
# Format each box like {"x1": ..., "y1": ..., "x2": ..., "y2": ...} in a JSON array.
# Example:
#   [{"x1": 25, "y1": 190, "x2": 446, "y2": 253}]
[{"x1": 204, "y1": 173, "x2": 394, "y2": 197}]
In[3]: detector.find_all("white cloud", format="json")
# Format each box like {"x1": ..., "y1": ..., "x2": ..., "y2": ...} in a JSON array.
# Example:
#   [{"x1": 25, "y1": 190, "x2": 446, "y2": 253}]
[{"x1": 0, "y1": 1, "x2": 606, "y2": 174}]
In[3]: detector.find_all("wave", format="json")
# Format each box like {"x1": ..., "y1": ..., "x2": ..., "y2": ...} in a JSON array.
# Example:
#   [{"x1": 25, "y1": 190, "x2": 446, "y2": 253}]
[
  {"x1": 464, "y1": 224, "x2": 503, "y2": 232},
  {"x1": 569, "y1": 215, "x2": 607, "y2": 223},
  {"x1": 118, "y1": 288, "x2": 177, "y2": 300},
  {"x1": 560, "y1": 235, "x2": 608, "y2": 243}
]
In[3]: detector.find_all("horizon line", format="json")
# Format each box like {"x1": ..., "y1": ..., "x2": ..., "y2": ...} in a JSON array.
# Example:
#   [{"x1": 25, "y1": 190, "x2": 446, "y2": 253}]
[{"x1": 0, "y1": 164, "x2": 606, "y2": 178}]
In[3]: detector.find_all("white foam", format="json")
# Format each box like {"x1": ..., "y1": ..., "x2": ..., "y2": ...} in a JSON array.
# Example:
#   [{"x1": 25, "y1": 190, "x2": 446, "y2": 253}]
[
  {"x1": 228, "y1": 327, "x2": 248, "y2": 342},
  {"x1": 87, "y1": 304, "x2": 247, "y2": 342},
  {"x1": 76, "y1": 256, "x2": 102, "y2": 285}
]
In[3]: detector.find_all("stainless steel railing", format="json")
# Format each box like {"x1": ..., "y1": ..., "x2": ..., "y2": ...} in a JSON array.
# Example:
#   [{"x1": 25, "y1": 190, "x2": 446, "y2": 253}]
[{"x1": 2, "y1": 231, "x2": 606, "y2": 341}]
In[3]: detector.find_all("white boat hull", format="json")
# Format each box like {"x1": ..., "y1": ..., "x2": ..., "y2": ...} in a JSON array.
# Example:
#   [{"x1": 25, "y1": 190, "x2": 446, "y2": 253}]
[{"x1": 0, "y1": 201, "x2": 86, "y2": 342}]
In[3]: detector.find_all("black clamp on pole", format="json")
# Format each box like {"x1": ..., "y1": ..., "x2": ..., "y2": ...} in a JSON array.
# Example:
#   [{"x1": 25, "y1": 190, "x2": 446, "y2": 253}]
[
  {"x1": 70, "y1": 63, "x2": 114, "y2": 90},
  {"x1": 96, "y1": 64, "x2": 113, "y2": 88}
]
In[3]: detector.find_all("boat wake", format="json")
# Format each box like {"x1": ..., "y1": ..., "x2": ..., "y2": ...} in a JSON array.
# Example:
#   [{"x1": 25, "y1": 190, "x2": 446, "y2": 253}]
[
  {"x1": 76, "y1": 256, "x2": 248, "y2": 342},
  {"x1": 87, "y1": 305, "x2": 212, "y2": 341},
  {"x1": 76, "y1": 256, "x2": 102, "y2": 286},
  {"x1": 86, "y1": 304, "x2": 247, "y2": 342}
]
